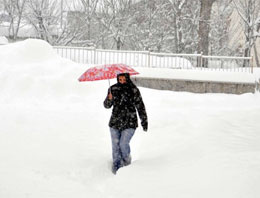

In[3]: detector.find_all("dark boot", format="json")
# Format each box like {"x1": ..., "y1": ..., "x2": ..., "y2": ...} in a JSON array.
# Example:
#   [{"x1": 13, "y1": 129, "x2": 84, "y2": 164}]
[
  {"x1": 123, "y1": 155, "x2": 132, "y2": 166},
  {"x1": 111, "y1": 162, "x2": 120, "y2": 175}
]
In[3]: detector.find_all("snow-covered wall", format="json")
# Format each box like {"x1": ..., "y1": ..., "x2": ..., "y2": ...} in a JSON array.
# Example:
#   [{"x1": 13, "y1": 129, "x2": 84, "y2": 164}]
[{"x1": 132, "y1": 77, "x2": 258, "y2": 94}]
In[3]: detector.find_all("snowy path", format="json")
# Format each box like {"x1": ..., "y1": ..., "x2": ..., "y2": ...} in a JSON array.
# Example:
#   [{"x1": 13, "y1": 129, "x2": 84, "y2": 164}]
[{"x1": 1, "y1": 88, "x2": 260, "y2": 198}]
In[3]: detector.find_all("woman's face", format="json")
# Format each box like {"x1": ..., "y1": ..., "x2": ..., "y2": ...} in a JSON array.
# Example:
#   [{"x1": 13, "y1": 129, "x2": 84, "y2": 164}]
[{"x1": 118, "y1": 76, "x2": 127, "y2": 84}]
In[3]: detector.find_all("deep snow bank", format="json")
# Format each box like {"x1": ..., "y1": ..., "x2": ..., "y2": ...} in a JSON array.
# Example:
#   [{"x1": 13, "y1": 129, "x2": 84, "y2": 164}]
[
  {"x1": 0, "y1": 39, "x2": 94, "y2": 103},
  {"x1": 0, "y1": 39, "x2": 58, "y2": 65}
]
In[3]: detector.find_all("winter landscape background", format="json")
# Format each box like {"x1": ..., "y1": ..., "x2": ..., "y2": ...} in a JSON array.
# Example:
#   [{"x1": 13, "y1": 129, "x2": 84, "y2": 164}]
[
  {"x1": 0, "y1": 38, "x2": 260, "y2": 198},
  {"x1": 1, "y1": 0, "x2": 260, "y2": 64},
  {"x1": 1, "y1": 0, "x2": 260, "y2": 197}
]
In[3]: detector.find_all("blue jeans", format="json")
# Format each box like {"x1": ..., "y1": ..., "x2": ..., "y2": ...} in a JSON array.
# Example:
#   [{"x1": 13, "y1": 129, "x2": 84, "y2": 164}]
[{"x1": 110, "y1": 128, "x2": 135, "y2": 168}]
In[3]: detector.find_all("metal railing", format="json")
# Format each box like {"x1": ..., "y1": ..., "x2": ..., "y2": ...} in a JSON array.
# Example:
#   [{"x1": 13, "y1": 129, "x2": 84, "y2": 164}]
[{"x1": 53, "y1": 46, "x2": 254, "y2": 73}]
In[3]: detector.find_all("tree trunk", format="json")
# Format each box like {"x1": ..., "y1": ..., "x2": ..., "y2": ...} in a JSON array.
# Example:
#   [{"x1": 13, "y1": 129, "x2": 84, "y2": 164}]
[
  {"x1": 198, "y1": 0, "x2": 216, "y2": 66},
  {"x1": 117, "y1": 37, "x2": 121, "y2": 50},
  {"x1": 255, "y1": 20, "x2": 260, "y2": 67},
  {"x1": 173, "y1": 15, "x2": 179, "y2": 53},
  {"x1": 253, "y1": 44, "x2": 260, "y2": 67}
]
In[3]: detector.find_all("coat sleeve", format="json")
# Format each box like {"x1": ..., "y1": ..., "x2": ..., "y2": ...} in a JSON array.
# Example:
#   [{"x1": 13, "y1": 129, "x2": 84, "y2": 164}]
[
  {"x1": 103, "y1": 88, "x2": 113, "y2": 109},
  {"x1": 133, "y1": 87, "x2": 148, "y2": 131}
]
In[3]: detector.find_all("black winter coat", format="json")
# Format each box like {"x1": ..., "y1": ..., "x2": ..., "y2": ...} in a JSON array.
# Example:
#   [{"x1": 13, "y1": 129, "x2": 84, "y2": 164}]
[{"x1": 103, "y1": 74, "x2": 148, "y2": 131}]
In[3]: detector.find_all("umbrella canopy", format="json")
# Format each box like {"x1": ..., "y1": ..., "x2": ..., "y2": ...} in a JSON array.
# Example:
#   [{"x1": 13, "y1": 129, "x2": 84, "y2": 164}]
[{"x1": 78, "y1": 63, "x2": 139, "y2": 82}]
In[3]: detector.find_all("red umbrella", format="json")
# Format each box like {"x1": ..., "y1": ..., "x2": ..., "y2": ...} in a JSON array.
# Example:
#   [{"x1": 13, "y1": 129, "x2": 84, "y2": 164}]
[{"x1": 78, "y1": 63, "x2": 139, "y2": 83}]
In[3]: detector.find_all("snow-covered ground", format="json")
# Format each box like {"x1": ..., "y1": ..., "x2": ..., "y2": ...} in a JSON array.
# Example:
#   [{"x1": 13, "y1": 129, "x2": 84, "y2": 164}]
[
  {"x1": 0, "y1": 36, "x2": 8, "y2": 45},
  {"x1": 0, "y1": 39, "x2": 260, "y2": 198}
]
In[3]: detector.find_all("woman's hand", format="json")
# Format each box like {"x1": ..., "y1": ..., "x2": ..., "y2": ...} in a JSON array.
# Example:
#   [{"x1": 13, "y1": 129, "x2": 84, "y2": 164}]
[{"x1": 108, "y1": 92, "x2": 113, "y2": 100}]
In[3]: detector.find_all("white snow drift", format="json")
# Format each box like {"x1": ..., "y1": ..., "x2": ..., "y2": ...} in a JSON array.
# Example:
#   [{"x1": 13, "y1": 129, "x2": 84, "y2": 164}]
[{"x1": 0, "y1": 39, "x2": 260, "y2": 198}]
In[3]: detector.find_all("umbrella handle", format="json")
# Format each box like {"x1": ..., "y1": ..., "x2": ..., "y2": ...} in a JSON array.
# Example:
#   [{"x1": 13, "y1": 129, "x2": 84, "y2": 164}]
[{"x1": 108, "y1": 79, "x2": 111, "y2": 94}]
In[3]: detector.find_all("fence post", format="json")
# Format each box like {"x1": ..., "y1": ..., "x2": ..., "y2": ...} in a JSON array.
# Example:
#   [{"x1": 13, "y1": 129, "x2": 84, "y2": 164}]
[
  {"x1": 200, "y1": 52, "x2": 203, "y2": 68},
  {"x1": 250, "y1": 56, "x2": 254, "y2": 73},
  {"x1": 94, "y1": 47, "x2": 96, "y2": 64},
  {"x1": 148, "y1": 50, "x2": 151, "y2": 67}
]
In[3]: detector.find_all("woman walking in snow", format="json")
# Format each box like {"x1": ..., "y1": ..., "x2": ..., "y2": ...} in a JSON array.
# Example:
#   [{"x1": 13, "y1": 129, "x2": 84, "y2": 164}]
[{"x1": 104, "y1": 73, "x2": 148, "y2": 174}]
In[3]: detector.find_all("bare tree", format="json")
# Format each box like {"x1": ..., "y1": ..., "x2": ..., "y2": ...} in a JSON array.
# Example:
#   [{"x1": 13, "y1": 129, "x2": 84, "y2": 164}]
[
  {"x1": 62, "y1": 0, "x2": 99, "y2": 46},
  {"x1": 167, "y1": 0, "x2": 188, "y2": 53},
  {"x1": 233, "y1": 0, "x2": 260, "y2": 67},
  {"x1": 166, "y1": 0, "x2": 200, "y2": 53},
  {"x1": 26, "y1": 0, "x2": 60, "y2": 43},
  {"x1": 127, "y1": 0, "x2": 156, "y2": 50},
  {"x1": 118, "y1": 0, "x2": 200, "y2": 53},
  {"x1": 138, "y1": 0, "x2": 168, "y2": 52},
  {"x1": 97, "y1": 0, "x2": 133, "y2": 50},
  {"x1": 128, "y1": 0, "x2": 175, "y2": 52},
  {"x1": 198, "y1": 0, "x2": 217, "y2": 57},
  {"x1": 79, "y1": 0, "x2": 99, "y2": 40},
  {"x1": 210, "y1": 0, "x2": 233, "y2": 56},
  {"x1": 2, "y1": 0, "x2": 27, "y2": 40}
]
